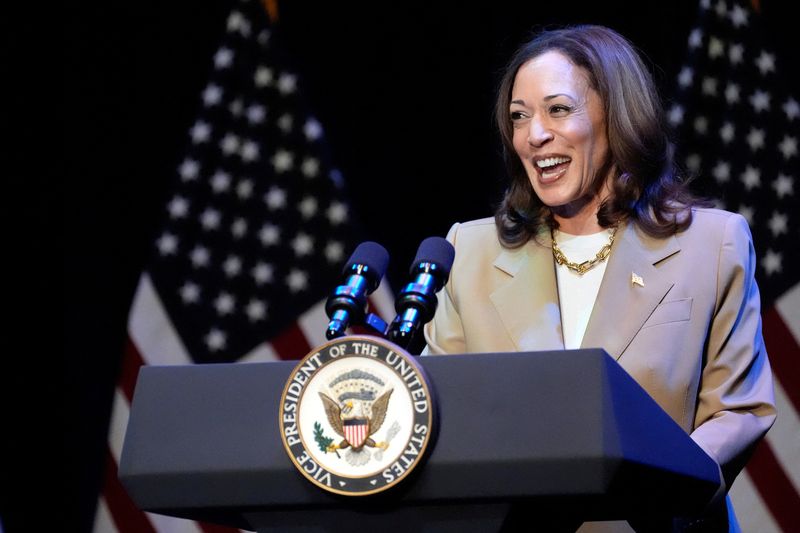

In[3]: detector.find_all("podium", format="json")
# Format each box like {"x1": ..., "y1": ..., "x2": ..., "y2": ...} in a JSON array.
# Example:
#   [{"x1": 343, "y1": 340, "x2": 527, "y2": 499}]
[{"x1": 119, "y1": 349, "x2": 720, "y2": 532}]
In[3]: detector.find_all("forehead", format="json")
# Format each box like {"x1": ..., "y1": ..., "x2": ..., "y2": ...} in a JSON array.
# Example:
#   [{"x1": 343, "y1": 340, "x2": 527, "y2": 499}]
[{"x1": 513, "y1": 50, "x2": 591, "y2": 96}]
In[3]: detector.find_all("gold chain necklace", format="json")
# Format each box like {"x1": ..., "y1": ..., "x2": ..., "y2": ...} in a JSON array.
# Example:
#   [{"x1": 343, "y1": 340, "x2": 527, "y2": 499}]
[{"x1": 551, "y1": 226, "x2": 617, "y2": 275}]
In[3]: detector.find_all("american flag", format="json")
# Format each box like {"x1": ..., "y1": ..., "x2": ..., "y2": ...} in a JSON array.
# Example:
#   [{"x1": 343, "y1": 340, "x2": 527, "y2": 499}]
[
  {"x1": 92, "y1": 0, "x2": 393, "y2": 531},
  {"x1": 668, "y1": 1, "x2": 800, "y2": 531}
]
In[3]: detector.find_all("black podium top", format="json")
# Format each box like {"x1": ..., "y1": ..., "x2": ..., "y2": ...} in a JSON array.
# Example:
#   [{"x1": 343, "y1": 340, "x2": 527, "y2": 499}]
[{"x1": 119, "y1": 349, "x2": 719, "y2": 531}]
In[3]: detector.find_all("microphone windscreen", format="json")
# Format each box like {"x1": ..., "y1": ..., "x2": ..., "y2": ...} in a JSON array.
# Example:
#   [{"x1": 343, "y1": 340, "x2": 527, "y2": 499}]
[
  {"x1": 343, "y1": 241, "x2": 390, "y2": 281},
  {"x1": 411, "y1": 237, "x2": 455, "y2": 278}
]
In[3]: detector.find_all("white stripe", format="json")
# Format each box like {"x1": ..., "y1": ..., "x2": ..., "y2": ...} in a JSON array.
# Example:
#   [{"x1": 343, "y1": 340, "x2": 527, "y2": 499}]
[
  {"x1": 92, "y1": 497, "x2": 118, "y2": 533},
  {"x1": 146, "y1": 513, "x2": 203, "y2": 533},
  {"x1": 776, "y1": 281, "x2": 800, "y2": 342},
  {"x1": 239, "y1": 341, "x2": 280, "y2": 363},
  {"x1": 370, "y1": 280, "x2": 395, "y2": 321},
  {"x1": 729, "y1": 469, "x2": 781, "y2": 533},
  {"x1": 109, "y1": 389, "x2": 130, "y2": 463},
  {"x1": 128, "y1": 274, "x2": 192, "y2": 365},
  {"x1": 766, "y1": 377, "x2": 800, "y2": 496},
  {"x1": 298, "y1": 298, "x2": 330, "y2": 348}
]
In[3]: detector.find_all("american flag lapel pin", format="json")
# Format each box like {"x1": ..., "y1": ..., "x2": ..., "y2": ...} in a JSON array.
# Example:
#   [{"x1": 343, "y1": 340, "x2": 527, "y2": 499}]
[{"x1": 631, "y1": 272, "x2": 644, "y2": 287}]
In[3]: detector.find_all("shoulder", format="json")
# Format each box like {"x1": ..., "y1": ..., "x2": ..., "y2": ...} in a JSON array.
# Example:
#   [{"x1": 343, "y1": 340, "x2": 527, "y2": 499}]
[
  {"x1": 445, "y1": 217, "x2": 501, "y2": 248},
  {"x1": 681, "y1": 207, "x2": 753, "y2": 243}
]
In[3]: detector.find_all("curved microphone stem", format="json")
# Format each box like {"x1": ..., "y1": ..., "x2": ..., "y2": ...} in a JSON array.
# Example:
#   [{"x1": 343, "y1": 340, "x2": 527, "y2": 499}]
[{"x1": 387, "y1": 264, "x2": 442, "y2": 349}]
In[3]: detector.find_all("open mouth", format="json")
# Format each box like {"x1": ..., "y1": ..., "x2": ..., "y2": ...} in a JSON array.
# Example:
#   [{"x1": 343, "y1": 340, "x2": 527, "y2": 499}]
[{"x1": 535, "y1": 156, "x2": 571, "y2": 181}]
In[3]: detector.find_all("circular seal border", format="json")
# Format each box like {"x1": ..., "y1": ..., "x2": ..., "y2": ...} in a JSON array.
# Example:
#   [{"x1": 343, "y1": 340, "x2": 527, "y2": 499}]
[{"x1": 278, "y1": 335, "x2": 436, "y2": 496}]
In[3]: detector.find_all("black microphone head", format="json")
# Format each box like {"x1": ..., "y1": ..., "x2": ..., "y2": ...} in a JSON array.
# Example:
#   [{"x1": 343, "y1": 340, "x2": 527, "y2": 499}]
[
  {"x1": 410, "y1": 236, "x2": 455, "y2": 280},
  {"x1": 343, "y1": 241, "x2": 390, "y2": 290}
]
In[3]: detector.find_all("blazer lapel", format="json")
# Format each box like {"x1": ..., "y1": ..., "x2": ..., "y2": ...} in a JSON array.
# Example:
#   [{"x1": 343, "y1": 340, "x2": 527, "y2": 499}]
[
  {"x1": 581, "y1": 221, "x2": 680, "y2": 359},
  {"x1": 490, "y1": 234, "x2": 564, "y2": 351}
]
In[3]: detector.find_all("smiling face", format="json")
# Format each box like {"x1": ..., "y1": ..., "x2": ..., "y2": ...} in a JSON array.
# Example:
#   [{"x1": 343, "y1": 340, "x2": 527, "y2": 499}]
[{"x1": 510, "y1": 50, "x2": 614, "y2": 226}]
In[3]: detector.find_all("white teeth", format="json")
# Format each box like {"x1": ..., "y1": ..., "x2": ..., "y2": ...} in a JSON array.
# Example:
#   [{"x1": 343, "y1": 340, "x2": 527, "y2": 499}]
[{"x1": 536, "y1": 156, "x2": 571, "y2": 169}]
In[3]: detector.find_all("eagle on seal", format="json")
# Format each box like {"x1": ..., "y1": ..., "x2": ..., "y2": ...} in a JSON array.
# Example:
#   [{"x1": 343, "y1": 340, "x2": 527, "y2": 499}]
[{"x1": 319, "y1": 389, "x2": 393, "y2": 452}]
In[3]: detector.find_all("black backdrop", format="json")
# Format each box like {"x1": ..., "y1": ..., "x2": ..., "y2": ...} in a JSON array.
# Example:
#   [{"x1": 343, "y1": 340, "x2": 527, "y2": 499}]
[{"x1": 42, "y1": 1, "x2": 798, "y2": 531}]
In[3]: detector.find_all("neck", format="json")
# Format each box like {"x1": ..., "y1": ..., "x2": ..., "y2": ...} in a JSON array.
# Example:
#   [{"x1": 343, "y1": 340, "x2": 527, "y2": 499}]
[{"x1": 552, "y1": 196, "x2": 605, "y2": 235}]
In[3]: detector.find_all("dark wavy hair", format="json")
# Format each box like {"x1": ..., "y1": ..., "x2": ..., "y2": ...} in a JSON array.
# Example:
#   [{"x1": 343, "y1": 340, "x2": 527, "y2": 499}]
[{"x1": 494, "y1": 25, "x2": 704, "y2": 247}]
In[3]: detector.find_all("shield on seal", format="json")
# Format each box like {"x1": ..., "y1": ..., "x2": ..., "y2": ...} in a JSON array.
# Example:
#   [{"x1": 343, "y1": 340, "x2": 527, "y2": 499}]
[{"x1": 343, "y1": 418, "x2": 370, "y2": 449}]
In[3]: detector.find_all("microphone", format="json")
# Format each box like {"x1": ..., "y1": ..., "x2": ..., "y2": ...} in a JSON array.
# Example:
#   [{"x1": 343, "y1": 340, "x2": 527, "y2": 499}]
[
  {"x1": 387, "y1": 237, "x2": 455, "y2": 350},
  {"x1": 325, "y1": 241, "x2": 390, "y2": 340}
]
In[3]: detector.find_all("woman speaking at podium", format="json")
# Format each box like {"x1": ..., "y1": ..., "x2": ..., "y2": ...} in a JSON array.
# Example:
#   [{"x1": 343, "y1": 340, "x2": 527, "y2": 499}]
[{"x1": 423, "y1": 25, "x2": 775, "y2": 532}]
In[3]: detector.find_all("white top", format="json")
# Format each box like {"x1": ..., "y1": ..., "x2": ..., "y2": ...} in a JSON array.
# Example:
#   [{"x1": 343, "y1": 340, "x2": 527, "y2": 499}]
[{"x1": 553, "y1": 229, "x2": 613, "y2": 349}]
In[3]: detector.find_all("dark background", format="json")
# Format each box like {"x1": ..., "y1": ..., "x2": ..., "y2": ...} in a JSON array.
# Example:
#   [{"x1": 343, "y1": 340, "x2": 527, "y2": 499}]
[{"x1": 9, "y1": 0, "x2": 791, "y2": 531}]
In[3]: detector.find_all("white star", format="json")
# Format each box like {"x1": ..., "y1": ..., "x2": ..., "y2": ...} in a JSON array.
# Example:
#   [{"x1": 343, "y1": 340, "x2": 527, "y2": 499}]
[
  {"x1": 741, "y1": 166, "x2": 761, "y2": 190},
  {"x1": 667, "y1": 104, "x2": 684, "y2": 126},
  {"x1": 258, "y1": 223, "x2": 280, "y2": 245},
  {"x1": 778, "y1": 135, "x2": 798, "y2": 159},
  {"x1": 714, "y1": 0, "x2": 727, "y2": 17},
  {"x1": 231, "y1": 218, "x2": 247, "y2": 238},
  {"x1": 257, "y1": 30, "x2": 271, "y2": 46},
  {"x1": 688, "y1": 28, "x2": 703, "y2": 49},
  {"x1": 189, "y1": 121, "x2": 211, "y2": 143},
  {"x1": 178, "y1": 158, "x2": 200, "y2": 181},
  {"x1": 768, "y1": 212, "x2": 788, "y2": 237},
  {"x1": 712, "y1": 161, "x2": 730, "y2": 183},
  {"x1": 202, "y1": 84, "x2": 223, "y2": 106},
  {"x1": 729, "y1": 5, "x2": 748, "y2": 27},
  {"x1": 738, "y1": 205, "x2": 754, "y2": 224},
  {"x1": 304, "y1": 118, "x2": 323, "y2": 140},
  {"x1": 220, "y1": 134, "x2": 240, "y2": 155},
  {"x1": 167, "y1": 195, "x2": 190, "y2": 218},
  {"x1": 286, "y1": 269, "x2": 309, "y2": 292},
  {"x1": 179, "y1": 282, "x2": 200, "y2": 304},
  {"x1": 728, "y1": 43, "x2": 744, "y2": 65},
  {"x1": 325, "y1": 241, "x2": 345, "y2": 263},
  {"x1": 200, "y1": 208, "x2": 221, "y2": 230},
  {"x1": 693, "y1": 116, "x2": 709, "y2": 135},
  {"x1": 246, "y1": 104, "x2": 266, "y2": 124},
  {"x1": 685, "y1": 154, "x2": 702, "y2": 173},
  {"x1": 271, "y1": 149, "x2": 294, "y2": 172},
  {"x1": 214, "y1": 292, "x2": 236, "y2": 315},
  {"x1": 292, "y1": 233, "x2": 314, "y2": 256},
  {"x1": 254, "y1": 66, "x2": 274, "y2": 87},
  {"x1": 229, "y1": 98, "x2": 243, "y2": 117},
  {"x1": 298, "y1": 197, "x2": 318, "y2": 218},
  {"x1": 277, "y1": 72, "x2": 297, "y2": 94},
  {"x1": 252, "y1": 262, "x2": 274, "y2": 284},
  {"x1": 762, "y1": 250, "x2": 782, "y2": 276},
  {"x1": 264, "y1": 187, "x2": 287, "y2": 210},
  {"x1": 277, "y1": 113, "x2": 293, "y2": 132},
  {"x1": 746, "y1": 128, "x2": 765, "y2": 151},
  {"x1": 236, "y1": 179, "x2": 254, "y2": 199},
  {"x1": 190, "y1": 245, "x2": 210, "y2": 267},
  {"x1": 226, "y1": 11, "x2": 251, "y2": 36},
  {"x1": 329, "y1": 169, "x2": 344, "y2": 188},
  {"x1": 708, "y1": 37, "x2": 725, "y2": 60},
  {"x1": 719, "y1": 122, "x2": 735, "y2": 144},
  {"x1": 784, "y1": 98, "x2": 800, "y2": 120},
  {"x1": 749, "y1": 90, "x2": 770, "y2": 113},
  {"x1": 755, "y1": 51, "x2": 775, "y2": 76},
  {"x1": 205, "y1": 328, "x2": 227, "y2": 351},
  {"x1": 327, "y1": 202, "x2": 348, "y2": 224},
  {"x1": 223, "y1": 255, "x2": 242, "y2": 277},
  {"x1": 702, "y1": 77, "x2": 718, "y2": 96},
  {"x1": 773, "y1": 174, "x2": 794, "y2": 198},
  {"x1": 677, "y1": 67, "x2": 694, "y2": 88},
  {"x1": 700, "y1": 0, "x2": 711, "y2": 8},
  {"x1": 246, "y1": 300, "x2": 267, "y2": 321},
  {"x1": 214, "y1": 47, "x2": 234, "y2": 69},
  {"x1": 210, "y1": 170, "x2": 231, "y2": 192},
  {"x1": 724, "y1": 83, "x2": 740, "y2": 104},
  {"x1": 156, "y1": 232, "x2": 178, "y2": 255},
  {"x1": 301, "y1": 157, "x2": 320, "y2": 178},
  {"x1": 240, "y1": 140, "x2": 260, "y2": 162}
]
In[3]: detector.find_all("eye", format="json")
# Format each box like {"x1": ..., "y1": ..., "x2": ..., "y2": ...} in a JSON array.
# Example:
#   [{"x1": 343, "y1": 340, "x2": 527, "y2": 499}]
[
  {"x1": 510, "y1": 110, "x2": 529, "y2": 122},
  {"x1": 549, "y1": 104, "x2": 572, "y2": 115}
]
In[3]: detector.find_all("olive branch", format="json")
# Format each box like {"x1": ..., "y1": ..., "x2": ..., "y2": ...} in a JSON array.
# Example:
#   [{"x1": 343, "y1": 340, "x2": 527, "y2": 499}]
[{"x1": 314, "y1": 421, "x2": 340, "y2": 457}]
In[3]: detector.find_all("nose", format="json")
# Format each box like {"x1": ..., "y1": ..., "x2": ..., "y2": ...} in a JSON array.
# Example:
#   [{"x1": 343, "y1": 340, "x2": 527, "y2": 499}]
[{"x1": 527, "y1": 116, "x2": 553, "y2": 147}]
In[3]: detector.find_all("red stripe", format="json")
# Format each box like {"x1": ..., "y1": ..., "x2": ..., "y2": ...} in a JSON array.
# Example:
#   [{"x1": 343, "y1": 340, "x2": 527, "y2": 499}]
[
  {"x1": 198, "y1": 522, "x2": 241, "y2": 533},
  {"x1": 745, "y1": 439, "x2": 800, "y2": 533},
  {"x1": 103, "y1": 447, "x2": 156, "y2": 533},
  {"x1": 270, "y1": 322, "x2": 312, "y2": 360},
  {"x1": 120, "y1": 337, "x2": 147, "y2": 403},
  {"x1": 762, "y1": 306, "x2": 800, "y2": 412}
]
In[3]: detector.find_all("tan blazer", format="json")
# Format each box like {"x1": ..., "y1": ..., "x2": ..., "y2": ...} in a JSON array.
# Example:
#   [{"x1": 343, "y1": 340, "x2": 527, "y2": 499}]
[{"x1": 424, "y1": 208, "x2": 775, "y2": 492}]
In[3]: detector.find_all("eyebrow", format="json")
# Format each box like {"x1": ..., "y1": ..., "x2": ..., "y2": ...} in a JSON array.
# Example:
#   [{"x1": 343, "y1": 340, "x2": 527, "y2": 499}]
[{"x1": 510, "y1": 94, "x2": 575, "y2": 106}]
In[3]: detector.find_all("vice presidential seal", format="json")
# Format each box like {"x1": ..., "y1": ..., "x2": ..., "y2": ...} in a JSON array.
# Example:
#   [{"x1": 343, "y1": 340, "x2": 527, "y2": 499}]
[{"x1": 279, "y1": 335, "x2": 435, "y2": 496}]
